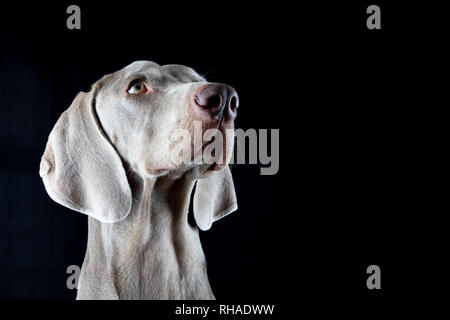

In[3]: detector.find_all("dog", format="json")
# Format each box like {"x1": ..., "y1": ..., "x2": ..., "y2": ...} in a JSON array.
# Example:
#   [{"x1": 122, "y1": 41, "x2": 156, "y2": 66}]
[{"x1": 39, "y1": 61, "x2": 239, "y2": 299}]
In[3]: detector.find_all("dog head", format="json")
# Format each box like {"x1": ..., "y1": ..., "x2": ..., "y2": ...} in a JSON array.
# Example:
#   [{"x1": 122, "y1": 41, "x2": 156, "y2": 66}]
[{"x1": 40, "y1": 61, "x2": 238, "y2": 230}]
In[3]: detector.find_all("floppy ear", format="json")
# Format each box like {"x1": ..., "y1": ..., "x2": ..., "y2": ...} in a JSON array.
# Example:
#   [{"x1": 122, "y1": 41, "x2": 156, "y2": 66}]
[
  {"x1": 193, "y1": 166, "x2": 238, "y2": 231},
  {"x1": 39, "y1": 85, "x2": 132, "y2": 223}
]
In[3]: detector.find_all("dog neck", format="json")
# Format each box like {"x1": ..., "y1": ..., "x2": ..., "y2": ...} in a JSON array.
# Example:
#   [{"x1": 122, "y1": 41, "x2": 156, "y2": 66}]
[{"x1": 77, "y1": 170, "x2": 215, "y2": 300}]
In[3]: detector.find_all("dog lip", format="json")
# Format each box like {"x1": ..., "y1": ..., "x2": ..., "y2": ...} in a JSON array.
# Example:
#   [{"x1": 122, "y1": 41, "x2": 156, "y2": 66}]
[
  {"x1": 211, "y1": 163, "x2": 224, "y2": 171},
  {"x1": 202, "y1": 138, "x2": 215, "y2": 148},
  {"x1": 145, "y1": 166, "x2": 170, "y2": 175},
  {"x1": 147, "y1": 166, "x2": 170, "y2": 170}
]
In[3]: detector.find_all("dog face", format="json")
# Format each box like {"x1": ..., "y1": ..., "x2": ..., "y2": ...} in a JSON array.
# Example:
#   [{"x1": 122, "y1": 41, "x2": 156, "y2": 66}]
[{"x1": 94, "y1": 61, "x2": 239, "y2": 178}]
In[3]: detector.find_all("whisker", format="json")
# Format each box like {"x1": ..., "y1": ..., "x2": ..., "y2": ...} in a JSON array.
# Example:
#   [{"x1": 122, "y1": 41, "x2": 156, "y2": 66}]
[{"x1": 201, "y1": 69, "x2": 217, "y2": 78}]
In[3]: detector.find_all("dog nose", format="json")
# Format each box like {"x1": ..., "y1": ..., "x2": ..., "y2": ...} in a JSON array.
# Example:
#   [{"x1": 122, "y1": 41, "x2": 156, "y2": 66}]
[{"x1": 194, "y1": 84, "x2": 238, "y2": 120}]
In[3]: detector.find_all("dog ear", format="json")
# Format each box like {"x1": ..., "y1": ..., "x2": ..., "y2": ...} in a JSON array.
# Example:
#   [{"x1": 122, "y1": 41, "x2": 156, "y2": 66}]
[
  {"x1": 193, "y1": 166, "x2": 238, "y2": 231},
  {"x1": 39, "y1": 84, "x2": 132, "y2": 223}
]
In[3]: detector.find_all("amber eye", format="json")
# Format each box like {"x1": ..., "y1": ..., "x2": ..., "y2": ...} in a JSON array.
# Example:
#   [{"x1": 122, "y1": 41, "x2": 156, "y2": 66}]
[{"x1": 127, "y1": 80, "x2": 147, "y2": 95}]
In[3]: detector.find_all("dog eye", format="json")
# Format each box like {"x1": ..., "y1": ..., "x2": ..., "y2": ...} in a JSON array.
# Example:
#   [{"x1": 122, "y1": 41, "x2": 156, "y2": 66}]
[{"x1": 127, "y1": 80, "x2": 147, "y2": 95}]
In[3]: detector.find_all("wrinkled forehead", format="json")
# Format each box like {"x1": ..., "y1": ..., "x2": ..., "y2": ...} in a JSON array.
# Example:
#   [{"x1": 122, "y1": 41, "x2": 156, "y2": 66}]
[{"x1": 111, "y1": 61, "x2": 205, "y2": 88}]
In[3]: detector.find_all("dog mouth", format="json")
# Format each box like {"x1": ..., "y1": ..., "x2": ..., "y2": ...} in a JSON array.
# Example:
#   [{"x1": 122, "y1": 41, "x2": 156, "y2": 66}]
[
  {"x1": 145, "y1": 116, "x2": 233, "y2": 176},
  {"x1": 145, "y1": 166, "x2": 171, "y2": 176},
  {"x1": 143, "y1": 135, "x2": 220, "y2": 176},
  {"x1": 201, "y1": 136, "x2": 225, "y2": 171},
  {"x1": 200, "y1": 122, "x2": 234, "y2": 172}
]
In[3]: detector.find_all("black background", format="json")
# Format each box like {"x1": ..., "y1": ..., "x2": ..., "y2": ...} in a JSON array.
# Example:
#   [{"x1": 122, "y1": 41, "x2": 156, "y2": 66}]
[{"x1": 0, "y1": 0, "x2": 436, "y2": 314}]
